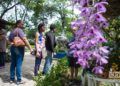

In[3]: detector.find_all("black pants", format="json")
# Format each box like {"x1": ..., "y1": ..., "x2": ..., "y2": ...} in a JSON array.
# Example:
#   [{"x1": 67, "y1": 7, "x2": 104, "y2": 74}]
[
  {"x1": 0, "y1": 52, "x2": 6, "y2": 67},
  {"x1": 67, "y1": 56, "x2": 80, "y2": 68}
]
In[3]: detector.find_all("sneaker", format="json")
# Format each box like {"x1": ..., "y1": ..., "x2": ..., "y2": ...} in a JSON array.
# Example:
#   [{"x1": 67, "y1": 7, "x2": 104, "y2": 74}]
[
  {"x1": 10, "y1": 80, "x2": 15, "y2": 84},
  {"x1": 16, "y1": 80, "x2": 25, "y2": 85}
]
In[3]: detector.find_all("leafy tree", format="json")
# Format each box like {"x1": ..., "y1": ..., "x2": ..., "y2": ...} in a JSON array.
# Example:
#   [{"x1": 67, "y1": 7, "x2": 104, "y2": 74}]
[{"x1": 104, "y1": 17, "x2": 120, "y2": 71}]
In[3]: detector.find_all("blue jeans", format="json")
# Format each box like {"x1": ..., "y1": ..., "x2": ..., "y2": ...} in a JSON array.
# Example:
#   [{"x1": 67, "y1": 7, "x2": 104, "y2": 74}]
[
  {"x1": 34, "y1": 57, "x2": 42, "y2": 76},
  {"x1": 34, "y1": 52, "x2": 43, "y2": 76},
  {"x1": 43, "y1": 51, "x2": 53, "y2": 74},
  {"x1": 0, "y1": 52, "x2": 6, "y2": 67},
  {"x1": 10, "y1": 46, "x2": 24, "y2": 81}
]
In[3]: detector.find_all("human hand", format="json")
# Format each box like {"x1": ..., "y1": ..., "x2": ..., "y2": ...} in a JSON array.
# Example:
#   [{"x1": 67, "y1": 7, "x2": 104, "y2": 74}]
[
  {"x1": 36, "y1": 51, "x2": 40, "y2": 57},
  {"x1": 30, "y1": 49, "x2": 34, "y2": 55},
  {"x1": 31, "y1": 49, "x2": 35, "y2": 55}
]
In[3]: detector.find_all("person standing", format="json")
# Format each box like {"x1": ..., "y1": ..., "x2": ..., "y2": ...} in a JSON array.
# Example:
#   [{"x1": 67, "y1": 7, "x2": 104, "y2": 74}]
[
  {"x1": 67, "y1": 27, "x2": 80, "y2": 80},
  {"x1": 9, "y1": 20, "x2": 33, "y2": 85},
  {"x1": 34, "y1": 23, "x2": 45, "y2": 76},
  {"x1": 42, "y1": 24, "x2": 56, "y2": 74},
  {"x1": 0, "y1": 23, "x2": 6, "y2": 69}
]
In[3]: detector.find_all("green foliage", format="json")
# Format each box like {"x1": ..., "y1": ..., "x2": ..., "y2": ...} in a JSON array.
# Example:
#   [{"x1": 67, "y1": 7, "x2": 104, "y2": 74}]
[
  {"x1": 104, "y1": 17, "x2": 120, "y2": 71},
  {"x1": 105, "y1": 17, "x2": 120, "y2": 56},
  {"x1": 25, "y1": 28, "x2": 36, "y2": 39},
  {"x1": 34, "y1": 58, "x2": 69, "y2": 86}
]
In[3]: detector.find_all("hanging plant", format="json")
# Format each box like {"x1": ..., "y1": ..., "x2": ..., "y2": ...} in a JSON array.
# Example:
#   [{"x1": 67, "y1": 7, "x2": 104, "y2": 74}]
[{"x1": 70, "y1": 0, "x2": 109, "y2": 74}]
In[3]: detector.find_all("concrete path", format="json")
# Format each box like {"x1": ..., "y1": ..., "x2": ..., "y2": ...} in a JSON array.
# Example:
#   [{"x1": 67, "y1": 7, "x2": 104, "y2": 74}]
[{"x1": 0, "y1": 52, "x2": 53, "y2": 86}]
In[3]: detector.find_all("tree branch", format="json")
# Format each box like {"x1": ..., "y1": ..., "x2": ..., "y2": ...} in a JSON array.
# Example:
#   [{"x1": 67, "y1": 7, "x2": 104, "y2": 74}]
[
  {"x1": 6, "y1": 0, "x2": 12, "y2": 8},
  {"x1": 22, "y1": 0, "x2": 32, "y2": 21},
  {"x1": 1, "y1": 3, "x2": 7, "y2": 9},
  {"x1": 0, "y1": 2, "x2": 20, "y2": 18},
  {"x1": 0, "y1": 1, "x2": 2, "y2": 4}
]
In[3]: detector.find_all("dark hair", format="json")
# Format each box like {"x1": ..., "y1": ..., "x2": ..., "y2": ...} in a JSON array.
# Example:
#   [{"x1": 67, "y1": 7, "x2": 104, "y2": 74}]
[
  {"x1": 0, "y1": 19, "x2": 7, "y2": 29},
  {"x1": 15, "y1": 20, "x2": 22, "y2": 27},
  {"x1": 38, "y1": 23, "x2": 45, "y2": 32},
  {"x1": 0, "y1": 23, "x2": 5, "y2": 29},
  {"x1": 50, "y1": 24, "x2": 56, "y2": 30}
]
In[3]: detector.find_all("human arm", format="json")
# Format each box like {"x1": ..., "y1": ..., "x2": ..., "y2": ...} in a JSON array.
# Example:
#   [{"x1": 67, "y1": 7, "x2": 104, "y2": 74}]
[
  {"x1": 35, "y1": 32, "x2": 39, "y2": 52},
  {"x1": 0, "y1": 29, "x2": 6, "y2": 40},
  {"x1": 22, "y1": 37, "x2": 32, "y2": 52},
  {"x1": 18, "y1": 29, "x2": 32, "y2": 52}
]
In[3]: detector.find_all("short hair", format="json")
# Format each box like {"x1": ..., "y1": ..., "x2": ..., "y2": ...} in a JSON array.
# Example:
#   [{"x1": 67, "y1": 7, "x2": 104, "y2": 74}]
[
  {"x1": 50, "y1": 24, "x2": 56, "y2": 30},
  {"x1": 38, "y1": 23, "x2": 45, "y2": 32},
  {"x1": 15, "y1": 20, "x2": 22, "y2": 27},
  {"x1": 0, "y1": 23, "x2": 5, "y2": 29}
]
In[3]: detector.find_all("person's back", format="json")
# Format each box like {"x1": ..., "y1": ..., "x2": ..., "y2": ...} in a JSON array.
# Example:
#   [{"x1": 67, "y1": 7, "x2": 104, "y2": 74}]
[
  {"x1": 0, "y1": 29, "x2": 6, "y2": 52},
  {"x1": 9, "y1": 20, "x2": 33, "y2": 85},
  {"x1": 42, "y1": 24, "x2": 56, "y2": 75},
  {"x1": 0, "y1": 28, "x2": 6, "y2": 68},
  {"x1": 45, "y1": 30, "x2": 56, "y2": 52}
]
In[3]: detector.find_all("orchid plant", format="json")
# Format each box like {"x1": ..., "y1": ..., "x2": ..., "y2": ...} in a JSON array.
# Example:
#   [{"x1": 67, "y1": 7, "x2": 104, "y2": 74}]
[{"x1": 70, "y1": 0, "x2": 109, "y2": 74}]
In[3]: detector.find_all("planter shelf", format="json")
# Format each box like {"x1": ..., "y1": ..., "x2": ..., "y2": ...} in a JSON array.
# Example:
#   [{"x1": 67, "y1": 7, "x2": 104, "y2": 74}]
[{"x1": 82, "y1": 73, "x2": 120, "y2": 86}]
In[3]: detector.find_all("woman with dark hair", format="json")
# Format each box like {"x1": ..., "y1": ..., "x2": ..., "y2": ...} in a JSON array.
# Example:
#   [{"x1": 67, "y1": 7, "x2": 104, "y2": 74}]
[
  {"x1": 34, "y1": 23, "x2": 45, "y2": 76},
  {"x1": 9, "y1": 20, "x2": 33, "y2": 85}
]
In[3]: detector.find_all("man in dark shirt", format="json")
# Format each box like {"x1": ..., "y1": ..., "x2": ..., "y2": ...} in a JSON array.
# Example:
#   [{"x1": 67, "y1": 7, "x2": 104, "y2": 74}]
[{"x1": 42, "y1": 24, "x2": 56, "y2": 74}]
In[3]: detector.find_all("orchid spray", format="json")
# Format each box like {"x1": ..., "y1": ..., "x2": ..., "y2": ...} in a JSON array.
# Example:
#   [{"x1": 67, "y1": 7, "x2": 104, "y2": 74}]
[{"x1": 70, "y1": 0, "x2": 109, "y2": 74}]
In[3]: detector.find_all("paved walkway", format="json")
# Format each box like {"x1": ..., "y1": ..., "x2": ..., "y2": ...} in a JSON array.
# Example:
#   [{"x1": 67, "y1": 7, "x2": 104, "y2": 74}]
[{"x1": 0, "y1": 52, "x2": 52, "y2": 86}]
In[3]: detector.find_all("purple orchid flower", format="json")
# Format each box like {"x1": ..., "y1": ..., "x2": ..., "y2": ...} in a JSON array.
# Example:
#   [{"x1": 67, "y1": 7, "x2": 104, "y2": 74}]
[
  {"x1": 90, "y1": 13, "x2": 107, "y2": 23},
  {"x1": 92, "y1": 66, "x2": 104, "y2": 74},
  {"x1": 75, "y1": 43, "x2": 84, "y2": 49},
  {"x1": 83, "y1": 51, "x2": 92, "y2": 60},
  {"x1": 71, "y1": 19, "x2": 86, "y2": 28},
  {"x1": 96, "y1": 56, "x2": 108, "y2": 65},
  {"x1": 89, "y1": 38, "x2": 97, "y2": 45},
  {"x1": 69, "y1": 49, "x2": 77, "y2": 55},
  {"x1": 102, "y1": 21, "x2": 109, "y2": 28},
  {"x1": 70, "y1": 44, "x2": 76, "y2": 49},
  {"x1": 77, "y1": 58, "x2": 88, "y2": 68},
  {"x1": 81, "y1": 7, "x2": 91, "y2": 17},
  {"x1": 99, "y1": 46, "x2": 109, "y2": 54},
  {"x1": 98, "y1": 37, "x2": 107, "y2": 43},
  {"x1": 93, "y1": 51, "x2": 101, "y2": 59},
  {"x1": 94, "y1": 2, "x2": 108, "y2": 13},
  {"x1": 70, "y1": 0, "x2": 109, "y2": 74},
  {"x1": 80, "y1": 0, "x2": 89, "y2": 7},
  {"x1": 95, "y1": 13, "x2": 107, "y2": 22}
]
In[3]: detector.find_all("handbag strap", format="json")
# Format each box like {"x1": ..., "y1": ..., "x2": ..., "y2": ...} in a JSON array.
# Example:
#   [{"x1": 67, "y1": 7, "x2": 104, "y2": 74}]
[
  {"x1": 14, "y1": 28, "x2": 23, "y2": 40},
  {"x1": 14, "y1": 28, "x2": 20, "y2": 37}
]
